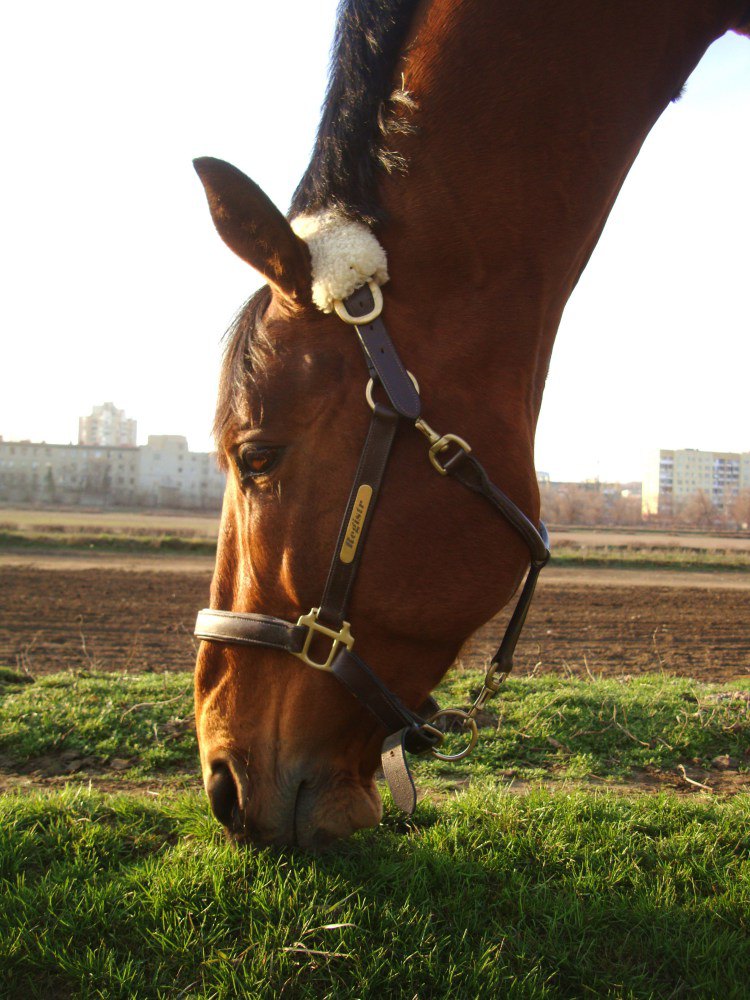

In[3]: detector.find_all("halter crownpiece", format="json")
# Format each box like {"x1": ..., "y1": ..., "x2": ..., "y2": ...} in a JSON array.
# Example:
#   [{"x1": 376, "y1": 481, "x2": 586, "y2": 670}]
[
  {"x1": 290, "y1": 209, "x2": 389, "y2": 313},
  {"x1": 195, "y1": 278, "x2": 550, "y2": 815}
]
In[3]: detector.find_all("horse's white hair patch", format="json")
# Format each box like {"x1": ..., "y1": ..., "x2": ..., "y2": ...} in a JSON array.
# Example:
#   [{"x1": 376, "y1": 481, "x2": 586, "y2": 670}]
[{"x1": 291, "y1": 210, "x2": 388, "y2": 313}]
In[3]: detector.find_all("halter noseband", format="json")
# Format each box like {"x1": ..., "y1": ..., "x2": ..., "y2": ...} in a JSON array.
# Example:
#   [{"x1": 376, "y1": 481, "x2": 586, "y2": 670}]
[{"x1": 194, "y1": 280, "x2": 550, "y2": 813}]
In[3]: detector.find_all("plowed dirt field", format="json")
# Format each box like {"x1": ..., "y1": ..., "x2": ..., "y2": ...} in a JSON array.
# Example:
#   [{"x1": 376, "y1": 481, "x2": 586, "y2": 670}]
[{"x1": 1, "y1": 564, "x2": 747, "y2": 682}]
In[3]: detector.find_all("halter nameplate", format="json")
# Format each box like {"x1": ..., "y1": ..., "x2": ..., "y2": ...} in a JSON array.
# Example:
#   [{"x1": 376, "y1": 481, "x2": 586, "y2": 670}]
[{"x1": 339, "y1": 484, "x2": 373, "y2": 564}]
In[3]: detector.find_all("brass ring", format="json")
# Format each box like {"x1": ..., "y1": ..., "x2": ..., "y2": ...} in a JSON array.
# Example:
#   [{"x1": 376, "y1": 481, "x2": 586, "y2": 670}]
[
  {"x1": 428, "y1": 709, "x2": 479, "y2": 762},
  {"x1": 365, "y1": 371, "x2": 420, "y2": 410}
]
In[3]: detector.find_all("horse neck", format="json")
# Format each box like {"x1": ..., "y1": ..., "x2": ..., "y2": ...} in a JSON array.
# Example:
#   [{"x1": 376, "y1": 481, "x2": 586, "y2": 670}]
[{"x1": 377, "y1": 0, "x2": 745, "y2": 441}]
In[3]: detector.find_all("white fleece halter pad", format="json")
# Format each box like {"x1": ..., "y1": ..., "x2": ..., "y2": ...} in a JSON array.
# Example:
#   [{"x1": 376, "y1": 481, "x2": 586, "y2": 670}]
[{"x1": 291, "y1": 210, "x2": 389, "y2": 314}]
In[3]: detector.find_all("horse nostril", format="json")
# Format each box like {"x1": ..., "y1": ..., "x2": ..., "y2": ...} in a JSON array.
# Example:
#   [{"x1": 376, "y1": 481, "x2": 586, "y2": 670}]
[{"x1": 206, "y1": 762, "x2": 239, "y2": 828}]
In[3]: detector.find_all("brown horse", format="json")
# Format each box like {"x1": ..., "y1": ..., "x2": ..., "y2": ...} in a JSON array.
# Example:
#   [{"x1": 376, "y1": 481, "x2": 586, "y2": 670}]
[{"x1": 193, "y1": 0, "x2": 750, "y2": 847}]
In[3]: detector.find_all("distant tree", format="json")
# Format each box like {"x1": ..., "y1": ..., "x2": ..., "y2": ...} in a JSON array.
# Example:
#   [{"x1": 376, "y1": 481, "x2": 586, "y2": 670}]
[
  {"x1": 539, "y1": 483, "x2": 559, "y2": 523},
  {"x1": 729, "y1": 490, "x2": 750, "y2": 530},
  {"x1": 677, "y1": 491, "x2": 717, "y2": 528},
  {"x1": 578, "y1": 488, "x2": 606, "y2": 524},
  {"x1": 44, "y1": 466, "x2": 57, "y2": 503},
  {"x1": 608, "y1": 493, "x2": 642, "y2": 526},
  {"x1": 539, "y1": 483, "x2": 637, "y2": 526},
  {"x1": 554, "y1": 487, "x2": 576, "y2": 524}
]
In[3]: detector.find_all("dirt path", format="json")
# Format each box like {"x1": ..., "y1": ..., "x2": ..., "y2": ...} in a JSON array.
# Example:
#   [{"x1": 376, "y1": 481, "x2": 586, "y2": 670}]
[
  {"x1": 2, "y1": 549, "x2": 748, "y2": 590},
  {"x1": 1, "y1": 561, "x2": 747, "y2": 681},
  {"x1": 551, "y1": 528, "x2": 750, "y2": 551},
  {"x1": 542, "y1": 566, "x2": 750, "y2": 590},
  {"x1": 0, "y1": 551, "x2": 216, "y2": 574}
]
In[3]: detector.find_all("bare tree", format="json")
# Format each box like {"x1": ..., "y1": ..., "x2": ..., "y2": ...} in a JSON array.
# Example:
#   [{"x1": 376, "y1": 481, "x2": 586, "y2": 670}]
[
  {"x1": 608, "y1": 493, "x2": 642, "y2": 526},
  {"x1": 677, "y1": 491, "x2": 717, "y2": 528},
  {"x1": 729, "y1": 490, "x2": 750, "y2": 530},
  {"x1": 539, "y1": 483, "x2": 641, "y2": 526}
]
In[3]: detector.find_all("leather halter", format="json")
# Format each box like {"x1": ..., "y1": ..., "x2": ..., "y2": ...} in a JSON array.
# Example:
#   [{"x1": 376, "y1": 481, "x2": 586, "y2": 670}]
[{"x1": 195, "y1": 281, "x2": 550, "y2": 813}]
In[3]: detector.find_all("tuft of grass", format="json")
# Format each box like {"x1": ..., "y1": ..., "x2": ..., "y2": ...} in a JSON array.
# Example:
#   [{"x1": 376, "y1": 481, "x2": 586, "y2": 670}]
[
  {"x1": 5, "y1": 520, "x2": 750, "y2": 570},
  {"x1": 1, "y1": 785, "x2": 750, "y2": 998},
  {"x1": 0, "y1": 668, "x2": 34, "y2": 687},
  {"x1": 0, "y1": 508, "x2": 219, "y2": 536},
  {"x1": 0, "y1": 671, "x2": 196, "y2": 779}
]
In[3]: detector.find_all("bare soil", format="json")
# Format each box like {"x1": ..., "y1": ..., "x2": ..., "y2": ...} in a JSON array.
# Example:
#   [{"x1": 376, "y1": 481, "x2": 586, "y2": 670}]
[
  {"x1": 0, "y1": 507, "x2": 219, "y2": 537},
  {"x1": 426, "y1": 767, "x2": 750, "y2": 801},
  {"x1": 0, "y1": 565, "x2": 207, "y2": 675},
  {"x1": 3, "y1": 767, "x2": 748, "y2": 798},
  {"x1": 1, "y1": 563, "x2": 747, "y2": 682},
  {"x1": 469, "y1": 576, "x2": 749, "y2": 682}
]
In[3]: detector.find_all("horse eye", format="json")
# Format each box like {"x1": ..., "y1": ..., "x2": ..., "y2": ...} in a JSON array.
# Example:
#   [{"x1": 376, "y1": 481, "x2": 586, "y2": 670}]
[{"x1": 236, "y1": 446, "x2": 282, "y2": 482}]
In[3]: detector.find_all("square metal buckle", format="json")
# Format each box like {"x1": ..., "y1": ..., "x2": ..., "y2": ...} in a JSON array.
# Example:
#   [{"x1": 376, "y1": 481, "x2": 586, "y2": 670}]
[{"x1": 295, "y1": 608, "x2": 354, "y2": 671}]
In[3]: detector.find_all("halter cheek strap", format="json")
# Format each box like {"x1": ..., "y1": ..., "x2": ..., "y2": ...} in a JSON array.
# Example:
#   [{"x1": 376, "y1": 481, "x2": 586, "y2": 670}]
[{"x1": 194, "y1": 282, "x2": 550, "y2": 814}]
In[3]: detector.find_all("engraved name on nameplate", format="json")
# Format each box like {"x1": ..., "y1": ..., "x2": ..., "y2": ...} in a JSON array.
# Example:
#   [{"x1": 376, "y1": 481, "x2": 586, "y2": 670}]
[{"x1": 339, "y1": 485, "x2": 373, "y2": 564}]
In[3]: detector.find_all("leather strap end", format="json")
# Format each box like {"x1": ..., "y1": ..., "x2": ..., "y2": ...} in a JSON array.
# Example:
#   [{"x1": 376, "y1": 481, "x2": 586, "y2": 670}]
[{"x1": 381, "y1": 730, "x2": 418, "y2": 814}]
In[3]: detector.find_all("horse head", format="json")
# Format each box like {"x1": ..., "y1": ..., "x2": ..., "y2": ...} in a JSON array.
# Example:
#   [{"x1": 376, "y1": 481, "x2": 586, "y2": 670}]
[{"x1": 192, "y1": 154, "x2": 537, "y2": 847}]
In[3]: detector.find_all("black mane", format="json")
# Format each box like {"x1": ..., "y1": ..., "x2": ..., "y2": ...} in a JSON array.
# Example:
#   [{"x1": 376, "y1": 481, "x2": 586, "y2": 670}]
[
  {"x1": 289, "y1": 0, "x2": 421, "y2": 225},
  {"x1": 216, "y1": 2, "x2": 420, "y2": 448}
]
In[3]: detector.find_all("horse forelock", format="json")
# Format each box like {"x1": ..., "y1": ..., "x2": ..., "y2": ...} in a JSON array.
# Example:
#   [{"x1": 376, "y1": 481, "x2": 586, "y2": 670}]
[
  {"x1": 289, "y1": 0, "x2": 421, "y2": 225},
  {"x1": 213, "y1": 284, "x2": 274, "y2": 462}
]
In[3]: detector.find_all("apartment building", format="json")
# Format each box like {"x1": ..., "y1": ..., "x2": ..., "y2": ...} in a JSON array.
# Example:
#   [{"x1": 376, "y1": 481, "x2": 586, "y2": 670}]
[
  {"x1": 642, "y1": 448, "x2": 750, "y2": 518},
  {"x1": 136, "y1": 436, "x2": 226, "y2": 508},
  {"x1": 78, "y1": 402, "x2": 137, "y2": 448},
  {"x1": 0, "y1": 436, "x2": 225, "y2": 509}
]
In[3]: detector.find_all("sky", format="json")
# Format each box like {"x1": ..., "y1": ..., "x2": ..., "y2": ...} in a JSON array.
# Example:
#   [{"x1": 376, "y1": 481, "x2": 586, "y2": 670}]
[{"x1": 1, "y1": 2, "x2": 748, "y2": 484}]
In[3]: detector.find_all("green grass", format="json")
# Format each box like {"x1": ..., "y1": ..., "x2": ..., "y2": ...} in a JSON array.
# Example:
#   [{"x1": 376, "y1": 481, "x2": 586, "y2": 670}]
[
  {"x1": 0, "y1": 529, "x2": 217, "y2": 555},
  {"x1": 1, "y1": 669, "x2": 748, "y2": 787},
  {"x1": 0, "y1": 509, "x2": 219, "y2": 536},
  {"x1": 1, "y1": 786, "x2": 750, "y2": 998},
  {"x1": 0, "y1": 671, "x2": 196, "y2": 780},
  {"x1": 2, "y1": 670, "x2": 750, "y2": 997},
  {"x1": 551, "y1": 544, "x2": 750, "y2": 572},
  {"x1": 415, "y1": 671, "x2": 750, "y2": 786},
  {"x1": 0, "y1": 667, "x2": 35, "y2": 687}
]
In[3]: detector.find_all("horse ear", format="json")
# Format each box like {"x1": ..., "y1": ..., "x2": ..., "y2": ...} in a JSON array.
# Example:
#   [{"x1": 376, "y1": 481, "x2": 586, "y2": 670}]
[{"x1": 193, "y1": 157, "x2": 311, "y2": 306}]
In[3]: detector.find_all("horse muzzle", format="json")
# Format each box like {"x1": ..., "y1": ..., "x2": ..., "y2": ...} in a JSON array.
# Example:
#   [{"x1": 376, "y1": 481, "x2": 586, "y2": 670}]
[{"x1": 204, "y1": 752, "x2": 382, "y2": 848}]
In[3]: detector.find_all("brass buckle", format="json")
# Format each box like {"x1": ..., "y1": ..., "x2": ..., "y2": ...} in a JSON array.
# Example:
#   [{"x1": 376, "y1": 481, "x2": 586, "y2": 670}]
[
  {"x1": 428, "y1": 709, "x2": 479, "y2": 762},
  {"x1": 295, "y1": 608, "x2": 354, "y2": 671},
  {"x1": 333, "y1": 280, "x2": 384, "y2": 325}
]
